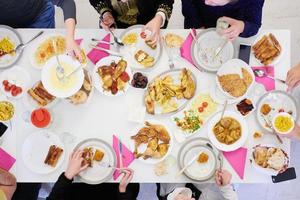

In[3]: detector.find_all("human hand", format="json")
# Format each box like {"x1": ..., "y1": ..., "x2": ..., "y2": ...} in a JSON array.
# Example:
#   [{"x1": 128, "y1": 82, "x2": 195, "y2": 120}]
[
  {"x1": 142, "y1": 15, "x2": 163, "y2": 45},
  {"x1": 100, "y1": 12, "x2": 115, "y2": 31},
  {"x1": 174, "y1": 194, "x2": 195, "y2": 200},
  {"x1": 66, "y1": 37, "x2": 83, "y2": 62},
  {"x1": 0, "y1": 168, "x2": 16, "y2": 186},
  {"x1": 286, "y1": 63, "x2": 300, "y2": 90},
  {"x1": 119, "y1": 168, "x2": 134, "y2": 193},
  {"x1": 64, "y1": 150, "x2": 89, "y2": 180},
  {"x1": 219, "y1": 16, "x2": 245, "y2": 41},
  {"x1": 280, "y1": 123, "x2": 300, "y2": 141},
  {"x1": 215, "y1": 169, "x2": 232, "y2": 186}
]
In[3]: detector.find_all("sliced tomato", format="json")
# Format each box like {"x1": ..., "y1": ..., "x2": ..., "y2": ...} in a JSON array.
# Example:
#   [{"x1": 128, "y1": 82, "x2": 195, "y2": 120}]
[
  {"x1": 120, "y1": 72, "x2": 130, "y2": 82},
  {"x1": 11, "y1": 84, "x2": 17, "y2": 91},
  {"x1": 2, "y1": 80, "x2": 8, "y2": 86},
  {"x1": 198, "y1": 107, "x2": 204, "y2": 113},
  {"x1": 4, "y1": 85, "x2": 11, "y2": 92},
  {"x1": 140, "y1": 32, "x2": 146, "y2": 39},
  {"x1": 111, "y1": 81, "x2": 118, "y2": 95},
  {"x1": 202, "y1": 102, "x2": 208, "y2": 108},
  {"x1": 17, "y1": 87, "x2": 23, "y2": 94},
  {"x1": 11, "y1": 89, "x2": 18, "y2": 96}
]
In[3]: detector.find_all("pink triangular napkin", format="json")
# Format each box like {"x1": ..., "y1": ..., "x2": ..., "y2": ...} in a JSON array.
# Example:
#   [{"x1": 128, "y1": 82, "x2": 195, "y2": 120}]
[
  {"x1": 75, "y1": 38, "x2": 83, "y2": 46},
  {"x1": 223, "y1": 147, "x2": 247, "y2": 180},
  {"x1": 0, "y1": 148, "x2": 16, "y2": 171},
  {"x1": 87, "y1": 34, "x2": 110, "y2": 64},
  {"x1": 112, "y1": 135, "x2": 135, "y2": 180},
  {"x1": 251, "y1": 66, "x2": 275, "y2": 91},
  {"x1": 180, "y1": 29, "x2": 196, "y2": 66}
]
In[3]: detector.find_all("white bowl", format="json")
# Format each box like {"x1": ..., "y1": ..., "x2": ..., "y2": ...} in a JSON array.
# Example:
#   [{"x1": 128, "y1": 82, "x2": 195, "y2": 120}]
[{"x1": 272, "y1": 112, "x2": 295, "y2": 135}]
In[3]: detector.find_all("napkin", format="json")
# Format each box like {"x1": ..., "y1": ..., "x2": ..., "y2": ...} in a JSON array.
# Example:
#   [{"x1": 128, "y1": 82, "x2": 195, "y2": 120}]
[
  {"x1": 75, "y1": 39, "x2": 83, "y2": 46},
  {"x1": 87, "y1": 34, "x2": 110, "y2": 64},
  {"x1": 223, "y1": 147, "x2": 247, "y2": 180},
  {"x1": 180, "y1": 29, "x2": 196, "y2": 66},
  {"x1": 251, "y1": 66, "x2": 275, "y2": 91},
  {"x1": 0, "y1": 148, "x2": 16, "y2": 171},
  {"x1": 112, "y1": 135, "x2": 135, "y2": 180}
]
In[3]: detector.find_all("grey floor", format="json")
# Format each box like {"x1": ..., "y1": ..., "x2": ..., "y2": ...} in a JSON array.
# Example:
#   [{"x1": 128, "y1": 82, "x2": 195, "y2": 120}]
[{"x1": 45, "y1": 0, "x2": 300, "y2": 199}]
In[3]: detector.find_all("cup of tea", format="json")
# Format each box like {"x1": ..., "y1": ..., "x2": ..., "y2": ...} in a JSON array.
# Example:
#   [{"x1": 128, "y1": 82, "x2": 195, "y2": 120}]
[{"x1": 31, "y1": 108, "x2": 52, "y2": 128}]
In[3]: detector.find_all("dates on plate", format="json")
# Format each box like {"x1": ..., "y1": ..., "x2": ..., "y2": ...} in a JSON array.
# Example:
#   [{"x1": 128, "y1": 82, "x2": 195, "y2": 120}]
[{"x1": 131, "y1": 72, "x2": 148, "y2": 89}]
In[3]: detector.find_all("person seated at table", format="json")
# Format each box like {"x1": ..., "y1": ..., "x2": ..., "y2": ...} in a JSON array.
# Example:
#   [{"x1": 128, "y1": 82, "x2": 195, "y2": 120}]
[
  {"x1": 0, "y1": 0, "x2": 82, "y2": 60},
  {"x1": 46, "y1": 149, "x2": 139, "y2": 200},
  {"x1": 182, "y1": 0, "x2": 265, "y2": 41},
  {"x1": 0, "y1": 168, "x2": 17, "y2": 200},
  {"x1": 89, "y1": 0, "x2": 174, "y2": 44},
  {"x1": 158, "y1": 169, "x2": 238, "y2": 200}
]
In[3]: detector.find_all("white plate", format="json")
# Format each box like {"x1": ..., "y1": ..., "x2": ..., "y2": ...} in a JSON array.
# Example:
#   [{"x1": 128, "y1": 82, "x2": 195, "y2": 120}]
[
  {"x1": 251, "y1": 32, "x2": 284, "y2": 66},
  {"x1": 41, "y1": 55, "x2": 84, "y2": 98},
  {"x1": 250, "y1": 144, "x2": 289, "y2": 176},
  {"x1": 191, "y1": 28, "x2": 234, "y2": 72},
  {"x1": 256, "y1": 90, "x2": 298, "y2": 132},
  {"x1": 22, "y1": 130, "x2": 65, "y2": 174},
  {"x1": 207, "y1": 111, "x2": 249, "y2": 152},
  {"x1": 29, "y1": 33, "x2": 65, "y2": 70},
  {"x1": 74, "y1": 138, "x2": 117, "y2": 184},
  {"x1": 209, "y1": 83, "x2": 239, "y2": 105},
  {"x1": 0, "y1": 65, "x2": 31, "y2": 99},
  {"x1": 129, "y1": 120, "x2": 173, "y2": 165},
  {"x1": 0, "y1": 25, "x2": 23, "y2": 68},
  {"x1": 216, "y1": 59, "x2": 255, "y2": 99},
  {"x1": 93, "y1": 56, "x2": 131, "y2": 96},
  {"x1": 119, "y1": 25, "x2": 162, "y2": 71}
]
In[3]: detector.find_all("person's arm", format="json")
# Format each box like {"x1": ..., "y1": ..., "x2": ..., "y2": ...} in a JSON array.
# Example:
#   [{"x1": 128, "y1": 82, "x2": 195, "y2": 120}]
[
  {"x1": 89, "y1": 0, "x2": 115, "y2": 30},
  {"x1": 117, "y1": 169, "x2": 138, "y2": 200},
  {"x1": 238, "y1": 0, "x2": 265, "y2": 37},
  {"x1": 46, "y1": 150, "x2": 88, "y2": 200},
  {"x1": 181, "y1": 0, "x2": 202, "y2": 29},
  {"x1": 215, "y1": 169, "x2": 238, "y2": 200},
  {"x1": 218, "y1": 185, "x2": 238, "y2": 200},
  {"x1": 156, "y1": 0, "x2": 174, "y2": 28},
  {"x1": 0, "y1": 168, "x2": 16, "y2": 200}
]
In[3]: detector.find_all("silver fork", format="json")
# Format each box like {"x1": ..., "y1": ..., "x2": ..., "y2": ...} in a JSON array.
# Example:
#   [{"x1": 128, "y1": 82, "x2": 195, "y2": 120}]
[
  {"x1": 97, "y1": 161, "x2": 121, "y2": 170},
  {"x1": 13, "y1": 31, "x2": 44, "y2": 54},
  {"x1": 52, "y1": 39, "x2": 65, "y2": 81}
]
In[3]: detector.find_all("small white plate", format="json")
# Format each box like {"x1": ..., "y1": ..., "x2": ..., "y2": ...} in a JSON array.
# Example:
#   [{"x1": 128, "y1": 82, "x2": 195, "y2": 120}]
[
  {"x1": 0, "y1": 65, "x2": 31, "y2": 99},
  {"x1": 74, "y1": 138, "x2": 116, "y2": 184},
  {"x1": 207, "y1": 110, "x2": 249, "y2": 152},
  {"x1": 93, "y1": 56, "x2": 131, "y2": 96},
  {"x1": 216, "y1": 59, "x2": 255, "y2": 99},
  {"x1": 22, "y1": 130, "x2": 65, "y2": 174},
  {"x1": 129, "y1": 120, "x2": 173, "y2": 165},
  {"x1": 251, "y1": 32, "x2": 284, "y2": 66},
  {"x1": 41, "y1": 55, "x2": 84, "y2": 98},
  {"x1": 191, "y1": 28, "x2": 234, "y2": 72},
  {"x1": 0, "y1": 25, "x2": 23, "y2": 68}
]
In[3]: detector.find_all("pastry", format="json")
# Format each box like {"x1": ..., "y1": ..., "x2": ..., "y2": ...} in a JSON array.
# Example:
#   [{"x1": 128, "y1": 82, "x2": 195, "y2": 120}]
[{"x1": 44, "y1": 145, "x2": 63, "y2": 167}]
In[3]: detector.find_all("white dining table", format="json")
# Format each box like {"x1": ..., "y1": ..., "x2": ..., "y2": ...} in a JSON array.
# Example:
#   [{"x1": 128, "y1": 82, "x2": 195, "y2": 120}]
[{"x1": 0, "y1": 28, "x2": 292, "y2": 183}]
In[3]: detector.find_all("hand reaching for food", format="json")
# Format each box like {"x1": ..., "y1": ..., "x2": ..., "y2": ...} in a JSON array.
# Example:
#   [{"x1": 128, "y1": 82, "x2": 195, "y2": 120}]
[
  {"x1": 64, "y1": 150, "x2": 89, "y2": 180},
  {"x1": 100, "y1": 12, "x2": 115, "y2": 31},
  {"x1": 286, "y1": 63, "x2": 300, "y2": 91},
  {"x1": 218, "y1": 16, "x2": 245, "y2": 41},
  {"x1": 66, "y1": 37, "x2": 83, "y2": 63},
  {"x1": 119, "y1": 168, "x2": 134, "y2": 193},
  {"x1": 142, "y1": 15, "x2": 164, "y2": 45},
  {"x1": 215, "y1": 169, "x2": 232, "y2": 186}
]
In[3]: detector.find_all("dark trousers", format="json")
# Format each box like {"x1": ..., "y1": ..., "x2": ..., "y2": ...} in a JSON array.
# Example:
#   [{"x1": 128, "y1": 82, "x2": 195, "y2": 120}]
[{"x1": 12, "y1": 183, "x2": 41, "y2": 200}]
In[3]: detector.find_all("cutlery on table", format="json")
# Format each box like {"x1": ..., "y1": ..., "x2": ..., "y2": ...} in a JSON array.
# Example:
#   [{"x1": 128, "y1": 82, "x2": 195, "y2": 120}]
[
  {"x1": 89, "y1": 44, "x2": 123, "y2": 57},
  {"x1": 119, "y1": 138, "x2": 124, "y2": 172},
  {"x1": 162, "y1": 36, "x2": 175, "y2": 69},
  {"x1": 65, "y1": 64, "x2": 84, "y2": 79},
  {"x1": 219, "y1": 100, "x2": 228, "y2": 121},
  {"x1": 12, "y1": 31, "x2": 44, "y2": 54},
  {"x1": 262, "y1": 115, "x2": 283, "y2": 144},
  {"x1": 99, "y1": 19, "x2": 124, "y2": 46},
  {"x1": 213, "y1": 38, "x2": 228, "y2": 59},
  {"x1": 91, "y1": 38, "x2": 115, "y2": 45},
  {"x1": 97, "y1": 161, "x2": 121, "y2": 171},
  {"x1": 52, "y1": 39, "x2": 65, "y2": 81},
  {"x1": 253, "y1": 69, "x2": 286, "y2": 84},
  {"x1": 175, "y1": 153, "x2": 201, "y2": 178}
]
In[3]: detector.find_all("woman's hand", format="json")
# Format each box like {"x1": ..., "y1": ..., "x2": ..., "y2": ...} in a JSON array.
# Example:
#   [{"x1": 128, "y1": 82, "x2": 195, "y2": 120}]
[
  {"x1": 66, "y1": 36, "x2": 83, "y2": 62},
  {"x1": 215, "y1": 169, "x2": 232, "y2": 186},
  {"x1": 280, "y1": 123, "x2": 300, "y2": 141},
  {"x1": 142, "y1": 15, "x2": 163, "y2": 45},
  {"x1": 219, "y1": 16, "x2": 245, "y2": 41},
  {"x1": 286, "y1": 63, "x2": 300, "y2": 90},
  {"x1": 119, "y1": 168, "x2": 134, "y2": 193},
  {"x1": 64, "y1": 150, "x2": 89, "y2": 180},
  {"x1": 100, "y1": 12, "x2": 115, "y2": 31}
]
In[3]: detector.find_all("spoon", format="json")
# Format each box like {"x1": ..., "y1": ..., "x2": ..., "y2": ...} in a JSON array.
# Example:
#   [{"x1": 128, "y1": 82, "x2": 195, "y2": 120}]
[
  {"x1": 253, "y1": 69, "x2": 285, "y2": 84},
  {"x1": 108, "y1": 28, "x2": 124, "y2": 46},
  {"x1": 91, "y1": 38, "x2": 115, "y2": 45},
  {"x1": 219, "y1": 100, "x2": 228, "y2": 121}
]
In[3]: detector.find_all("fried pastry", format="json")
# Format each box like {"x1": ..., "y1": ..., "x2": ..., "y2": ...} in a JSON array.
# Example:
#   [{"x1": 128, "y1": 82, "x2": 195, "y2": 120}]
[{"x1": 44, "y1": 145, "x2": 63, "y2": 167}]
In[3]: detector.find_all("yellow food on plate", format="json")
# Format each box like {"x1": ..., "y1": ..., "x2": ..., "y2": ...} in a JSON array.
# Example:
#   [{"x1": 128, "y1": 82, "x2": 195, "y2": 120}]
[
  {"x1": 0, "y1": 101, "x2": 14, "y2": 121},
  {"x1": 260, "y1": 103, "x2": 272, "y2": 115},
  {"x1": 218, "y1": 68, "x2": 253, "y2": 98},
  {"x1": 274, "y1": 115, "x2": 293, "y2": 133},
  {"x1": 164, "y1": 33, "x2": 184, "y2": 48},
  {"x1": 213, "y1": 117, "x2": 242, "y2": 145},
  {"x1": 49, "y1": 62, "x2": 78, "y2": 91},
  {"x1": 122, "y1": 33, "x2": 138, "y2": 45},
  {"x1": 253, "y1": 131, "x2": 263, "y2": 139},
  {"x1": 190, "y1": 94, "x2": 218, "y2": 120},
  {"x1": 93, "y1": 149, "x2": 105, "y2": 162},
  {"x1": 0, "y1": 37, "x2": 15, "y2": 55},
  {"x1": 34, "y1": 36, "x2": 66, "y2": 67}
]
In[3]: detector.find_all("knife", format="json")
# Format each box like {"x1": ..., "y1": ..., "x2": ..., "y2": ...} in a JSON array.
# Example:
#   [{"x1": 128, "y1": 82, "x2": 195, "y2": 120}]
[{"x1": 119, "y1": 139, "x2": 124, "y2": 171}]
